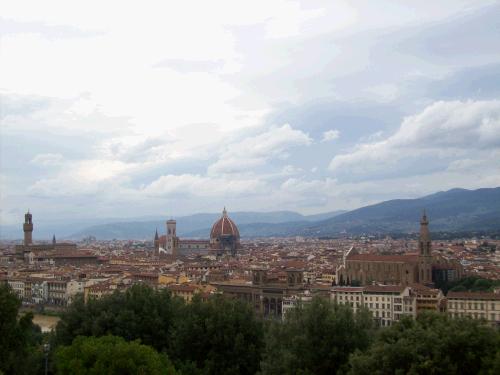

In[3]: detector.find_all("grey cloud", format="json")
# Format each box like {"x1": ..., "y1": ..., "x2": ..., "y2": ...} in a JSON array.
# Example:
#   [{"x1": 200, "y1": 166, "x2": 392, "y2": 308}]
[
  {"x1": 0, "y1": 93, "x2": 51, "y2": 118},
  {"x1": 394, "y1": 3, "x2": 500, "y2": 65},
  {"x1": 426, "y1": 63, "x2": 500, "y2": 100}
]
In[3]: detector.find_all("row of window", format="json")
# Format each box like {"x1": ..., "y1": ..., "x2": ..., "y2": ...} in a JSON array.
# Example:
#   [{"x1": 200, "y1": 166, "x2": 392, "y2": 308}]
[
  {"x1": 338, "y1": 300, "x2": 413, "y2": 313},
  {"x1": 450, "y1": 312, "x2": 498, "y2": 321},
  {"x1": 335, "y1": 293, "x2": 397, "y2": 302},
  {"x1": 449, "y1": 301, "x2": 496, "y2": 310}
]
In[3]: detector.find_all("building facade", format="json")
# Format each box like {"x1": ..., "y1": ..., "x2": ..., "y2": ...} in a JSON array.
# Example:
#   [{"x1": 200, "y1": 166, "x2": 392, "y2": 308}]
[
  {"x1": 336, "y1": 213, "x2": 462, "y2": 286},
  {"x1": 447, "y1": 291, "x2": 500, "y2": 326},
  {"x1": 331, "y1": 285, "x2": 417, "y2": 326},
  {"x1": 213, "y1": 269, "x2": 310, "y2": 318}
]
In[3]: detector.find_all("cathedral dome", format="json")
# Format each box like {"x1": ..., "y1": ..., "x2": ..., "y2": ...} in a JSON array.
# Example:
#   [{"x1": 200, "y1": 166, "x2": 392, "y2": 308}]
[{"x1": 210, "y1": 208, "x2": 240, "y2": 239}]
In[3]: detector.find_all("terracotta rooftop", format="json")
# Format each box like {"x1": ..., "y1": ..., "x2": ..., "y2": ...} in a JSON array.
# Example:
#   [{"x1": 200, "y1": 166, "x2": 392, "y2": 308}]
[
  {"x1": 331, "y1": 286, "x2": 364, "y2": 292},
  {"x1": 447, "y1": 291, "x2": 500, "y2": 300},
  {"x1": 168, "y1": 284, "x2": 197, "y2": 292},
  {"x1": 347, "y1": 254, "x2": 419, "y2": 263},
  {"x1": 364, "y1": 285, "x2": 406, "y2": 293}
]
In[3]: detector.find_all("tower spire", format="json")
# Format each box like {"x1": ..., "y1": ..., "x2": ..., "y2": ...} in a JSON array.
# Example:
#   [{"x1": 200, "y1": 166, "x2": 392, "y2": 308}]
[
  {"x1": 419, "y1": 209, "x2": 431, "y2": 256},
  {"x1": 421, "y1": 209, "x2": 428, "y2": 224}
]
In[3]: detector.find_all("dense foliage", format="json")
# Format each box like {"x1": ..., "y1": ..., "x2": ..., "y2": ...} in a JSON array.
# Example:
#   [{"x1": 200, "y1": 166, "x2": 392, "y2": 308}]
[
  {"x1": 54, "y1": 285, "x2": 263, "y2": 375},
  {"x1": 2, "y1": 283, "x2": 499, "y2": 374},
  {"x1": 260, "y1": 298, "x2": 374, "y2": 375},
  {"x1": 348, "y1": 313, "x2": 500, "y2": 375},
  {"x1": 0, "y1": 284, "x2": 44, "y2": 375},
  {"x1": 437, "y1": 276, "x2": 500, "y2": 294},
  {"x1": 54, "y1": 335, "x2": 176, "y2": 375},
  {"x1": 55, "y1": 284, "x2": 183, "y2": 350},
  {"x1": 169, "y1": 294, "x2": 264, "y2": 375}
]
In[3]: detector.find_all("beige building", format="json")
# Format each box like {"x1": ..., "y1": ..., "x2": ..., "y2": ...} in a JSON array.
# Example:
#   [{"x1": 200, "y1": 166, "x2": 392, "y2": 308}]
[
  {"x1": 331, "y1": 285, "x2": 417, "y2": 326},
  {"x1": 158, "y1": 273, "x2": 189, "y2": 285},
  {"x1": 7, "y1": 279, "x2": 26, "y2": 300},
  {"x1": 84, "y1": 281, "x2": 119, "y2": 303},
  {"x1": 447, "y1": 291, "x2": 500, "y2": 326},
  {"x1": 167, "y1": 284, "x2": 199, "y2": 302},
  {"x1": 413, "y1": 284, "x2": 446, "y2": 314}
]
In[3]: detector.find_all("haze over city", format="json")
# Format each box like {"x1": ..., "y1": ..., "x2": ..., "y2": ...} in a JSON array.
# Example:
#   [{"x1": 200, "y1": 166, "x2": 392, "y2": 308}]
[{"x1": 2, "y1": 0, "x2": 500, "y2": 227}]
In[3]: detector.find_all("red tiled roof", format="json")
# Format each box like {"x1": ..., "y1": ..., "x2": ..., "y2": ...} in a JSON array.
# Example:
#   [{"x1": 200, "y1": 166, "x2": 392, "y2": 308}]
[
  {"x1": 331, "y1": 287, "x2": 364, "y2": 292},
  {"x1": 364, "y1": 285, "x2": 406, "y2": 293},
  {"x1": 447, "y1": 291, "x2": 500, "y2": 300},
  {"x1": 52, "y1": 253, "x2": 98, "y2": 258},
  {"x1": 347, "y1": 254, "x2": 419, "y2": 263},
  {"x1": 168, "y1": 284, "x2": 197, "y2": 292},
  {"x1": 210, "y1": 209, "x2": 240, "y2": 238}
]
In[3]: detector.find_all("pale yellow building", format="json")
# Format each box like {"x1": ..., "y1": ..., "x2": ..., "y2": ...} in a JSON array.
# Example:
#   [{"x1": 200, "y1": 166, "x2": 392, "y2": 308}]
[
  {"x1": 331, "y1": 285, "x2": 417, "y2": 326},
  {"x1": 158, "y1": 273, "x2": 189, "y2": 285},
  {"x1": 447, "y1": 291, "x2": 500, "y2": 326}
]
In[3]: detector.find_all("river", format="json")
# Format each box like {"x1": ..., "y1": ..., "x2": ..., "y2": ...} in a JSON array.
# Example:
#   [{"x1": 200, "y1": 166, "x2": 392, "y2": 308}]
[{"x1": 31, "y1": 314, "x2": 60, "y2": 333}]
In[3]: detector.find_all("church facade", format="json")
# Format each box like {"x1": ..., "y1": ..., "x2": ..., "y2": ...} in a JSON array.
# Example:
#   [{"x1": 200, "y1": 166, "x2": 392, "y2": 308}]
[
  {"x1": 154, "y1": 208, "x2": 241, "y2": 257},
  {"x1": 336, "y1": 213, "x2": 463, "y2": 286}
]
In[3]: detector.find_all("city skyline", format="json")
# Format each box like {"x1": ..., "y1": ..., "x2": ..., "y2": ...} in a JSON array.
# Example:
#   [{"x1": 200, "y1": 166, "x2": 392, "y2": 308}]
[{"x1": 2, "y1": 1, "x2": 500, "y2": 225}]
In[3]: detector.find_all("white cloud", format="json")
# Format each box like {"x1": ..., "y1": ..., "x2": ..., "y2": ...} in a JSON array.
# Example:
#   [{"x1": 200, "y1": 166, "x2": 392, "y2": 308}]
[
  {"x1": 329, "y1": 100, "x2": 500, "y2": 174},
  {"x1": 208, "y1": 124, "x2": 312, "y2": 175},
  {"x1": 142, "y1": 174, "x2": 267, "y2": 198},
  {"x1": 321, "y1": 129, "x2": 340, "y2": 142},
  {"x1": 29, "y1": 159, "x2": 134, "y2": 197}
]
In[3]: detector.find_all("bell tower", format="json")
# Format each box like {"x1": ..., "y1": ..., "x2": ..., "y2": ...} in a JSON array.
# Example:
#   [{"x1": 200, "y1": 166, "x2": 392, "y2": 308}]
[
  {"x1": 23, "y1": 211, "x2": 33, "y2": 246},
  {"x1": 418, "y1": 210, "x2": 433, "y2": 284},
  {"x1": 166, "y1": 219, "x2": 178, "y2": 256},
  {"x1": 419, "y1": 210, "x2": 431, "y2": 256},
  {"x1": 154, "y1": 229, "x2": 160, "y2": 256}
]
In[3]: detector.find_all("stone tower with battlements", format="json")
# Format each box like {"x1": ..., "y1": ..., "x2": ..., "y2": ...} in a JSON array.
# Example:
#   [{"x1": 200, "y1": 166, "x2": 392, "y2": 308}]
[{"x1": 23, "y1": 211, "x2": 33, "y2": 245}]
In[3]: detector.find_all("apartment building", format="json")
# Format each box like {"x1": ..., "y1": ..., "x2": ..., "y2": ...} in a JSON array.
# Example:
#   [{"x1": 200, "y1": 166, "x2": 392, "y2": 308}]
[
  {"x1": 7, "y1": 278, "x2": 26, "y2": 300},
  {"x1": 331, "y1": 285, "x2": 417, "y2": 326},
  {"x1": 447, "y1": 291, "x2": 500, "y2": 326}
]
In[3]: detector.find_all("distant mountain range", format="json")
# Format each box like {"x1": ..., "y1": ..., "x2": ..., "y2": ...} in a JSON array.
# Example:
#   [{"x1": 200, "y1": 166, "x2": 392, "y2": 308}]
[
  {"x1": 253, "y1": 187, "x2": 500, "y2": 237},
  {"x1": 2, "y1": 187, "x2": 499, "y2": 240},
  {"x1": 68, "y1": 210, "x2": 347, "y2": 240}
]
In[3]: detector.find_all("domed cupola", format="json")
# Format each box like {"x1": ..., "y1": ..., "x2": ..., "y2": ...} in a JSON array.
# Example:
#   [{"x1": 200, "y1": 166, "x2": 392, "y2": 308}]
[{"x1": 210, "y1": 208, "x2": 240, "y2": 256}]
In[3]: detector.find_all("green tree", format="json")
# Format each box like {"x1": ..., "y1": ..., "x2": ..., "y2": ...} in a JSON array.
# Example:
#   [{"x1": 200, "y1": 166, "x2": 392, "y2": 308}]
[
  {"x1": 169, "y1": 294, "x2": 264, "y2": 375},
  {"x1": 54, "y1": 335, "x2": 177, "y2": 375},
  {"x1": 55, "y1": 284, "x2": 183, "y2": 351},
  {"x1": 348, "y1": 312, "x2": 500, "y2": 375},
  {"x1": 260, "y1": 297, "x2": 374, "y2": 375},
  {"x1": 442, "y1": 276, "x2": 500, "y2": 294},
  {"x1": 0, "y1": 284, "x2": 43, "y2": 375}
]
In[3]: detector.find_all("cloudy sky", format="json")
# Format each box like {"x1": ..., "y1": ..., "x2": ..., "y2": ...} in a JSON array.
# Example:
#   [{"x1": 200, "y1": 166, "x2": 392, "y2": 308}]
[{"x1": 1, "y1": 0, "x2": 500, "y2": 226}]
